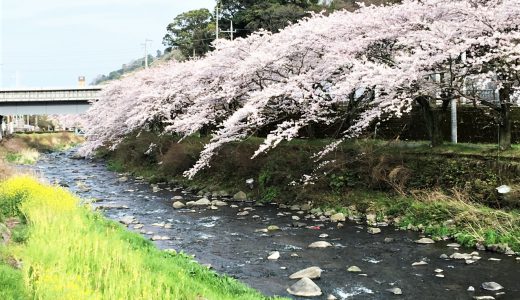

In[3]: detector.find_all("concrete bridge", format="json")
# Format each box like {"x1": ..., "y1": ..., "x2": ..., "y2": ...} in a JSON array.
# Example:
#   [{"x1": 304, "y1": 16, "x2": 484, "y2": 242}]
[
  {"x1": 0, "y1": 86, "x2": 101, "y2": 138},
  {"x1": 0, "y1": 86, "x2": 101, "y2": 115}
]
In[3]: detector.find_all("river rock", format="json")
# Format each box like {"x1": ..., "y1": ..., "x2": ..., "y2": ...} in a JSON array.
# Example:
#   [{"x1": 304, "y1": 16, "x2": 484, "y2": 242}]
[
  {"x1": 233, "y1": 191, "x2": 247, "y2": 201},
  {"x1": 473, "y1": 296, "x2": 495, "y2": 300},
  {"x1": 212, "y1": 200, "x2": 228, "y2": 206},
  {"x1": 411, "y1": 261, "x2": 428, "y2": 266},
  {"x1": 133, "y1": 224, "x2": 144, "y2": 229},
  {"x1": 387, "y1": 287, "x2": 402, "y2": 295},
  {"x1": 301, "y1": 203, "x2": 312, "y2": 211},
  {"x1": 450, "y1": 253, "x2": 473, "y2": 260},
  {"x1": 172, "y1": 195, "x2": 183, "y2": 201},
  {"x1": 319, "y1": 234, "x2": 329, "y2": 238},
  {"x1": 119, "y1": 216, "x2": 135, "y2": 226},
  {"x1": 292, "y1": 216, "x2": 301, "y2": 221},
  {"x1": 289, "y1": 266, "x2": 322, "y2": 279},
  {"x1": 447, "y1": 243, "x2": 461, "y2": 247},
  {"x1": 118, "y1": 176, "x2": 128, "y2": 182},
  {"x1": 268, "y1": 251, "x2": 280, "y2": 260},
  {"x1": 366, "y1": 213, "x2": 377, "y2": 224},
  {"x1": 173, "y1": 201, "x2": 185, "y2": 209},
  {"x1": 481, "y1": 282, "x2": 503, "y2": 291},
  {"x1": 415, "y1": 238, "x2": 435, "y2": 244},
  {"x1": 327, "y1": 295, "x2": 337, "y2": 300},
  {"x1": 308, "y1": 241, "x2": 332, "y2": 248},
  {"x1": 151, "y1": 235, "x2": 171, "y2": 241},
  {"x1": 367, "y1": 227, "x2": 381, "y2": 234},
  {"x1": 287, "y1": 278, "x2": 322, "y2": 297},
  {"x1": 347, "y1": 266, "x2": 362, "y2": 272},
  {"x1": 330, "y1": 213, "x2": 346, "y2": 222},
  {"x1": 237, "y1": 211, "x2": 250, "y2": 216},
  {"x1": 290, "y1": 205, "x2": 301, "y2": 211},
  {"x1": 195, "y1": 198, "x2": 211, "y2": 206},
  {"x1": 467, "y1": 286, "x2": 475, "y2": 292},
  {"x1": 267, "y1": 225, "x2": 280, "y2": 231}
]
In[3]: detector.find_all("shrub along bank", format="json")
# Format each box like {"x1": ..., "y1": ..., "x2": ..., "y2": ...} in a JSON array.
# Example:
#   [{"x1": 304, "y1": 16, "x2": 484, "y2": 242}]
[
  {"x1": 0, "y1": 177, "x2": 273, "y2": 299},
  {"x1": 100, "y1": 132, "x2": 520, "y2": 252}
]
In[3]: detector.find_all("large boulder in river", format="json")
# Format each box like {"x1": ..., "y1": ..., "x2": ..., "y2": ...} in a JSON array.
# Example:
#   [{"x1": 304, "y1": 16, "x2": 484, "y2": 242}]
[
  {"x1": 287, "y1": 278, "x2": 322, "y2": 297},
  {"x1": 289, "y1": 266, "x2": 322, "y2": 279},
  {"x1": 172, "y1": 201, "x2": 185, "y2": 209},
  {"x1": 233, "y1": 191, "x2": 247, "y2": 201}
]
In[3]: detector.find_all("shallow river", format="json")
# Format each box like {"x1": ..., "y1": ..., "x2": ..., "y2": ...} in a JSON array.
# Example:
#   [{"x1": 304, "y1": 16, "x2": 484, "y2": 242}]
[{"x1": 24, "y1": 150, "x2": 520, "y2": 299}]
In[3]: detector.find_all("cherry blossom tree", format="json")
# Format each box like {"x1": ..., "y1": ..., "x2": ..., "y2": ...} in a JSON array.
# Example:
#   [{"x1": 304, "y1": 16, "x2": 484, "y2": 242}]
[{"x1": 82, "y1": 0, "x2": 520, "y2": 177}]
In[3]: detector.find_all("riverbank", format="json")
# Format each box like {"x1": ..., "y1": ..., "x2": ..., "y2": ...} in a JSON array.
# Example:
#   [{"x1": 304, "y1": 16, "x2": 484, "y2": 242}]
[
  {"x1": 0, "y1": 176, "x2": 272, "y2": 299},
  {"x1": 100, "y1": 133, "x2": 520, "y2": 252},
  {"x1": 0, "y1": 132, "x2": 83, "y2": 165}
]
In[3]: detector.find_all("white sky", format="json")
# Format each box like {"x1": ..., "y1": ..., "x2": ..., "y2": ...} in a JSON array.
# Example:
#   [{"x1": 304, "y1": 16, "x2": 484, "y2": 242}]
[{"x1": 0, "y1": 0, "x2": 215, "y2": 88}]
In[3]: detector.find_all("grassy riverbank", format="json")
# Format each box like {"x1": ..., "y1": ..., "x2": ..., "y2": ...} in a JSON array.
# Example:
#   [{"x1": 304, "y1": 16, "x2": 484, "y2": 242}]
[
  {"x1": 0, "y1": 132, "x2": 83, "y2": 165},
  {"x1": 101, "y1": 133, "x2": 520, "y2": 252},
  {"x1": 0, "y1": 176, "x2": 272, "y2": 299}
]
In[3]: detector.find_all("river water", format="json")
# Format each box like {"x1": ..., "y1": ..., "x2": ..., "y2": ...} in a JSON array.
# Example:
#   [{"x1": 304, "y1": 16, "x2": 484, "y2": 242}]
[{"x1": 24, "y1": 150, "x2": 520, "y2": 299}]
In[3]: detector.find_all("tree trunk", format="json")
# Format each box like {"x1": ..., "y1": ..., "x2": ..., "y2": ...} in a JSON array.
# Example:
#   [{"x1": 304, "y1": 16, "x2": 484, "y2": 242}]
[
  {"x1": 416, "y1": 96, "x2": 446, "y2": 147},
  {"x1": 498, "y1": 84, "x2": 512, "y2": 150}
]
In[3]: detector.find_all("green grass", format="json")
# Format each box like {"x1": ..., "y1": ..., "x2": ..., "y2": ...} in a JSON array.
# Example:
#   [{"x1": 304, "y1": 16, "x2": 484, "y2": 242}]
[
  {"x1": 0, "y1": 177, "x2": 275, "y2": 300},
  {"x1": 0, "y1": 263, "x2": 26, "y2": 300}
]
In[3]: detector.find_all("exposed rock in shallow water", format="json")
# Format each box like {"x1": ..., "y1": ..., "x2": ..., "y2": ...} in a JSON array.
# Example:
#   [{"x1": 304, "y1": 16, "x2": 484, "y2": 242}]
[
  {"x1": 289, "y1": 266, "x2": 322, "y2": 279},
  {"x1": 308, "y1": 241, "x2": 332, "y2": 248},
  {"x1": 151, "y1": 235, "x2": 171, "y2": 241},
  {"x1": 367, "y1": 227, "x2": 381, "y2": 234},
  {"x1": 172, "y1": 201, "x2": 185, "y2": 209},
  {"x1": 267, "y1": 225, "x2": 280, "y2": 231},
  {"x1": 268, "y1": 251, "x2": 280, "y2": 260},
  {"x1": 481, "y1": 282, "x2": 503, "y2": 291},
  {"x1": 212, "y1": 200, "x2": 228, "y2": 206},
  {"x1": 119, "y1": 216, "x2": 135, "y2": 225},
  {"x1": 347, "y1": 266, "x2": 362, "y2": 272},
  {"x1": 387, "y1": 287, "x2": 402, "y2": 295},
  {"x1": 415, "y1": 238, "x2": 435, "y2": 244},
  {"x1": 287, "y1": 278, "x2": 322, "y2": 297}
]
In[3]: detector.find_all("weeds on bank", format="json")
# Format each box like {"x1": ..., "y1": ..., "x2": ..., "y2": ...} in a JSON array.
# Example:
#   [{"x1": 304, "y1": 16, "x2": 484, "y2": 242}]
[
  {"x1": 331, "y1": 189, "x2": 520, "y2": 251},
  {"x1": 0, "y1": 177, "x2": 273, "y2": 300}
]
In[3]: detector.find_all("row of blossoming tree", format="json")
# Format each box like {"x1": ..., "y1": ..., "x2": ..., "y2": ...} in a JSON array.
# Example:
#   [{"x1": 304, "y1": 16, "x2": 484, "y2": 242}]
[{"x1": 82, "y1": 0, "x2": 520, "y2": 179}]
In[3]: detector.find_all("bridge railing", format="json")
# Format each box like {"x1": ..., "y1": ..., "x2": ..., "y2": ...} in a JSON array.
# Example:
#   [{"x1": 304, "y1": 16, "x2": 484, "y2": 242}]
[{"x1": 0, "y1": 87, "x2": 101, "y2": 102}]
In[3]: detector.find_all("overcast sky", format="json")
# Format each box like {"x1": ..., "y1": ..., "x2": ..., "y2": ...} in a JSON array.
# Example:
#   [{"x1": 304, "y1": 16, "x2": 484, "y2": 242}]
[{"x1": 0, "y1": 0, "x2": 215, "y2": 88}]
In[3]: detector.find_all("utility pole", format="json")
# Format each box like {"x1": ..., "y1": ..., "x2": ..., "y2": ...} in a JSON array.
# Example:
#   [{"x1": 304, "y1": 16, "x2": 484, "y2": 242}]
[
  {"x1": 142, "y1": 39, "x2": 152, "y2": 69},
  {"x1": 215, "y1": 0, "x2": 220, "y2": 39},
  {"x1": 221, "y1": 20, "x2": 236, "y2": 40}
]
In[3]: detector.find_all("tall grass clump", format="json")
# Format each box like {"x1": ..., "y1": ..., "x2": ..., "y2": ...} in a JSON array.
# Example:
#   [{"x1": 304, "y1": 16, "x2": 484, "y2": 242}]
[{"x1": 0, "y1": 177, "x2": 271, "y2": 300}]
